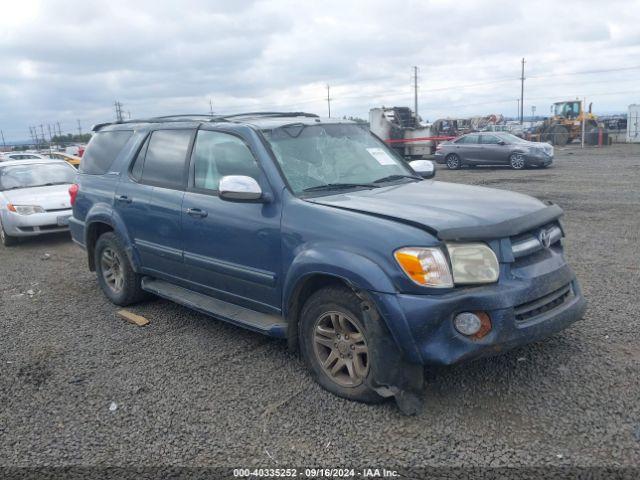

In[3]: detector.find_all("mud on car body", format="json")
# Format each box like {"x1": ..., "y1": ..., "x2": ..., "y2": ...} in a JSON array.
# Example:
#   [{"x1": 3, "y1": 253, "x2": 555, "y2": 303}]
[{"x1": 69, "y1": 112, "x2": 586, "y2": 413}]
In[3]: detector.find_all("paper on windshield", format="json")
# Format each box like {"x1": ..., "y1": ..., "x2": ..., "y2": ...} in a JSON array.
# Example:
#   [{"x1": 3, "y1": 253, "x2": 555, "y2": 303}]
[{"x1": 366, "y1": 148, "x2": 396, "y2": 165}]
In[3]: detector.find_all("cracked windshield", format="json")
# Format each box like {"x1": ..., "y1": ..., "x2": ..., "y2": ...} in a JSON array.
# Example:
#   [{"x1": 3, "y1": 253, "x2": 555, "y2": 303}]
[{"x1": 264, "y1": 123, "x2": 416, "y2": 194}]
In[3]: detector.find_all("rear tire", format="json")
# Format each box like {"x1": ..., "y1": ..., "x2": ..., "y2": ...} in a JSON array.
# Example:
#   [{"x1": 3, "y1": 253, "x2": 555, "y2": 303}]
[
  {"x1": 0, "y1": 221, "x2": 18, "y2": 247},
  {"x1": 94, "y1": 232, "x2": 147, "y2": 306},
  {"x1": 299, "y1": 286, "x2": 383, "y2": 403},
  {"x1": 445, "y1": 153, "x2": 462, "y2": 170}
]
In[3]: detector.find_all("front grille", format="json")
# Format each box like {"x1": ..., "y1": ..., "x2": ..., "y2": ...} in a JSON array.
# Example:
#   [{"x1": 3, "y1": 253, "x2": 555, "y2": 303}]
[
  {"x1": 511, "y1": 223, "x2": 562, "y2": 259},
  {"x1": 515, "y1": 283, "x2": 573, "y2": 322}
]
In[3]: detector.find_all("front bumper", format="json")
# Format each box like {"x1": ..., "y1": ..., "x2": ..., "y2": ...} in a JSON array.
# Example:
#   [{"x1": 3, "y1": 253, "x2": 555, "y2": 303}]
[
  {"x1": 525, "y1": 152, "x2": 553, "y2": 166},
  {"x1": 370, "y1": 263, "x2": 586, "y2": 365},
  {"x1": 1, "y1": 209, "x2": 72, "y2": 237}
]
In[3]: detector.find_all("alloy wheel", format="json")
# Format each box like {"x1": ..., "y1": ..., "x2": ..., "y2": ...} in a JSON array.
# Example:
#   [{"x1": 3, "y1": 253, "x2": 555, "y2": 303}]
[
  {"x1": 100, "y1": 247, "x2": 124, "y2": 293},
  {"x1": 312, "y1": 311, "x2": 369, "y2": 387},
  {"x1": 446, "y1": 155, "x2": 460, "y2": 169},
  {"x1": 510, "y1": 153, "x2": 525, "y2": 169}
]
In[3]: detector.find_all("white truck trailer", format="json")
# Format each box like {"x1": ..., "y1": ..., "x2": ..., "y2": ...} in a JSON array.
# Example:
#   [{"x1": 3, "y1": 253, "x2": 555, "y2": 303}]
[{"x1": 369, "y1": 107, "x2": 453, "y2": 158}]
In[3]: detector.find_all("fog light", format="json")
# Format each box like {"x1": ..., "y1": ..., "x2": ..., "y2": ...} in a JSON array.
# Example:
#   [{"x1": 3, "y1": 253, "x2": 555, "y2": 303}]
[
  {"x1": 453, "y1": 311, "x2": 492, "y2": 338},
  {"x1": 454, "y1": 312, "x2": 481, "y2": 335}
]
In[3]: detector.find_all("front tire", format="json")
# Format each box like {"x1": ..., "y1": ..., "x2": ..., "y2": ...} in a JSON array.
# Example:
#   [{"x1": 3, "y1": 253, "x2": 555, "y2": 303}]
[
  {"x1": 509, "y1": 152, "x2": 526, "y2": 170},
  {"x1": 0, "y1": 221, "x2": 18, "y2": 247},
  {"x1": 94, "y1": 232, "x2": 147, "y2": 306},
  {"x1": 445, "y1": 153, "x2": 462, "y2": 170},
  {"x1": 299, "y1": 286, "x2": 383, "y2": 403}
]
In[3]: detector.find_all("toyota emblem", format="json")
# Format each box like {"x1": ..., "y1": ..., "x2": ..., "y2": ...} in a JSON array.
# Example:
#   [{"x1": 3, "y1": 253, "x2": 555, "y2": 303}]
[{"x1": 539, "y1": 229, "x2": 551, "y2": 248}]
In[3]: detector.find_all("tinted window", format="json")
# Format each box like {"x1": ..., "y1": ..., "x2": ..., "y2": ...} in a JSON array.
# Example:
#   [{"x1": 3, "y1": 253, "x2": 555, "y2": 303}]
[
  {"x1": 481, "y1": 135, "x2": 500, "y2": 144},
  {"x1": 140, "y1": 129, "x2": 192, "y2": 189},
  {"x1": 192, "y1": 131, "x2": 260, "y2": 191},
  {"x1": 80, "y1": 130, "x2": 133, "y2": 174},
  {"x1": 130, "y1": 136, "x2": 150, "y2": 182},
  {"x1": 462, "y1": 134, "x2": 480, "y2": 144}
]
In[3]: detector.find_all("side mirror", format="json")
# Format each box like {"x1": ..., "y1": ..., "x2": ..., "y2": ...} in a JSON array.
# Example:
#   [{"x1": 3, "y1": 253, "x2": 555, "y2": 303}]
[
  {"x1": 219, "y1": 175, "x2": 264, "y2": 201},
  {"x1": 409, "y1": 160, "x2": 435, "y2": 179},
  {"x1": 497, "y1": 140, "x2": 506, "y2": 145}
]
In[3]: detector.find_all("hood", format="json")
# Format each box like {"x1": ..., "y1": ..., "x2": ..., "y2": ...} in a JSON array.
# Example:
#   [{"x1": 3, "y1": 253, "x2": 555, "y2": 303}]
[
  {"x1": 306, "y1": 180, "x2": 562, "y2": 241},
  {"x1": 3, "y1": 184, "x2": 72, "y2": 210}
]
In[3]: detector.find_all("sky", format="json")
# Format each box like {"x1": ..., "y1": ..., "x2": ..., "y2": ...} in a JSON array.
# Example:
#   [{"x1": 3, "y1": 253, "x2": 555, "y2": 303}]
[{"x1": 1, "y1": 0, "x2": 640, "y2": 142}]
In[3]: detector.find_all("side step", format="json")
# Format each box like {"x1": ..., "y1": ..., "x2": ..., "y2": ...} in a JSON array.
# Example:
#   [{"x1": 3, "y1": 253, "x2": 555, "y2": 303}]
[{"x1": 141, "y1": 277, "x2": 287, "y2": 338}]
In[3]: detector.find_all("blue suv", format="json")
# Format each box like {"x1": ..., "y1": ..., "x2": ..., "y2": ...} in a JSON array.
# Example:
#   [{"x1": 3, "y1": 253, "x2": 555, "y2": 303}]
[{"x1": 70, "y1": 112, "x2": 586, "y2": 413}]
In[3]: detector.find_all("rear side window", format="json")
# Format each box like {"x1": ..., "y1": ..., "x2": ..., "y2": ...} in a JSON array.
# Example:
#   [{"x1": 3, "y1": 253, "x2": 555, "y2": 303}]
[
  {"x1": 481, "y1": 135, "x2": 500, "y2": 144},
  {"x1": 80, "y1": 130, "x2": 133, "y2": 174},
  {"x1": 137, "y1": 129, "x2": 193, "y2": 189},
  {"x1": 458, "y1": 134, "x2": 479, "y2": 144}
]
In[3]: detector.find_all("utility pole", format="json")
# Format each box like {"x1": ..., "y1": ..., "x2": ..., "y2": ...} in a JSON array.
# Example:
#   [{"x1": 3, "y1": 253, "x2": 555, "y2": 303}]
[
  {"x1": 114, "y1": 101, "x2": 124, "y2": 122},
  {"x1": 581, "y1": 96, "x2": 586, "y2": 149},
  {"x1": 520, "y1": 57, "x2": 526, "y2": 124},
  {"x1": 326, "y1": 85, "x2": 331, "y2": 118},
  {"x1": 531, "y1": 105, "x2": 536, "y2": 120},
  {"x1": 413, "y1": 66, "x2": 419, "y2": 118},
  {"x1": 209, "y1": 99, "x2": 214, "y2": 116},
  {"x1": 0, "y1": 130, "x2": 5, "y2": 149},
  {"x1": 77, "y1": 119, "x2": 82, "y2": 136}
]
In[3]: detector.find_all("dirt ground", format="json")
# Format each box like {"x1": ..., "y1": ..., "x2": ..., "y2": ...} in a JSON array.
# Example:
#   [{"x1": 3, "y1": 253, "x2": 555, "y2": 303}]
[{"x1": 1, "y1": 143, "x2": 639, "y2": 475}]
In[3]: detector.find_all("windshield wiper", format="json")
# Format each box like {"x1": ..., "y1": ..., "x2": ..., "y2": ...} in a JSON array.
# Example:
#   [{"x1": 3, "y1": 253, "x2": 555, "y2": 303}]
[
  {"x1": 372, "y1": 174, "x2": 422, "y2": 183},
  {"x1": 303, "y1": 182, "x2": 380, "y2": 193}
]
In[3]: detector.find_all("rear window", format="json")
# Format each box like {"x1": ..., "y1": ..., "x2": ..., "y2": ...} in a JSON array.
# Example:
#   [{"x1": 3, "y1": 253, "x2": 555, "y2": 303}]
[{"x1": 80, "y1": 130, "x2": 133, "y2": 174}]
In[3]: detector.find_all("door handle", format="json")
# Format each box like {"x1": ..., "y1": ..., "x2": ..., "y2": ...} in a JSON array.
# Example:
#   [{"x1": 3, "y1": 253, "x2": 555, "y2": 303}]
[
  {"x1": 186, "y1": 207, "x2": 208, "y2": 218},
  {"x1": 116, "y1": 195, "x2": 132, "y2": 204}
]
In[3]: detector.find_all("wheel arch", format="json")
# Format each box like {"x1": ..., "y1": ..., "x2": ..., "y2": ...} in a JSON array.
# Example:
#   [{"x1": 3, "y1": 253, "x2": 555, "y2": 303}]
[
  {"x1": 84, "y1": 207, "x2": 140, "y2": 272},
  {"x1": 282, "y1": 248, "x2": 397, "y2": 352}
]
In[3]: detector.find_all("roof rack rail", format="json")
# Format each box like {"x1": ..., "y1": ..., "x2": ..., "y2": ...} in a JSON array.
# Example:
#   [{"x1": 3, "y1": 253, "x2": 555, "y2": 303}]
[
  {"x1": 92, "y1": 111, "x2": 319, "y2": 131},
  {"x1": 219, "y1": 112, "x2": 319, "y2": 119}
]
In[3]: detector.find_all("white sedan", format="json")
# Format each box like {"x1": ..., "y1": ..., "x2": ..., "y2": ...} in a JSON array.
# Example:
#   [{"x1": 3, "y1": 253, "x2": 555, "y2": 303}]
[{"x1": 0, "y1": 159, "x2": 77, "y2": 246}]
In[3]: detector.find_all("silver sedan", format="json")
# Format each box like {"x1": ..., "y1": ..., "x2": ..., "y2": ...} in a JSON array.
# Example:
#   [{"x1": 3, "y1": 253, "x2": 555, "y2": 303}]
[{"x1": 0, "y1": 159, "x2": 77, "y2": 246}]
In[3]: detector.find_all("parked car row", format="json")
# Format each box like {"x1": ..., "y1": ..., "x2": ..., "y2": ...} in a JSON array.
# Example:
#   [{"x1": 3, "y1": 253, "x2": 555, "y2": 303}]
[
  {"x1": 1, "y1": 151, "x2": 81, "y2": 168},
  {"x1": 1, "y1": 112, "x2": 584, "y2": 414}
]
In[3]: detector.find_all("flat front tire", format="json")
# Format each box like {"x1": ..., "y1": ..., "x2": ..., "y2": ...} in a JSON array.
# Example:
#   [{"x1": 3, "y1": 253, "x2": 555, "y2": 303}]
[
  {"x1": 299, "y1": 286, "x2": 383, "y2": 403},
  {"x1": 94, "y1": 232, "x2": 147, "y2": 306}
]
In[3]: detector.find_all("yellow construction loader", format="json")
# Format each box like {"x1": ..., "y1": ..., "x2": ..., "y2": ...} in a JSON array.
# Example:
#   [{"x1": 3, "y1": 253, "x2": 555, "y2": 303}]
[{"x1": 536, "y1": 100, "x2": 602, "y2": 146}]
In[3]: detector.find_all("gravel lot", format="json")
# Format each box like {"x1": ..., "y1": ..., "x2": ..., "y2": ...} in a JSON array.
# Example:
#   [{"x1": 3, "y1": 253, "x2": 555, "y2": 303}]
[{"x1": 1, "y1": 144, "x2": 639, "y2": 473}]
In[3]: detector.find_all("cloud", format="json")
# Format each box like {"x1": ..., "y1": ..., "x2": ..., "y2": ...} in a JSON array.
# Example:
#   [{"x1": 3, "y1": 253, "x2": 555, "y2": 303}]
[{"x1": 0, "y1": 0, "x2": 639, "y2": 141}]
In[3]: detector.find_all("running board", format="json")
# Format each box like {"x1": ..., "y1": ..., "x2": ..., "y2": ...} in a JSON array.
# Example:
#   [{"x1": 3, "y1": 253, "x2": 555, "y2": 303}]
[{"x1": 141, "y1": 277, "x2": 287, "y2": 338}]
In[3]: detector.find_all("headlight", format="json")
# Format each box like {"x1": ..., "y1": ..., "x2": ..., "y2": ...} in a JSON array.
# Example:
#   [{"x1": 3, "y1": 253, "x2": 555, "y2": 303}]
[
  {"x1": 7, "y1": 204, "x2": 46, "y2": 215},
  {"x1": 394, "y1": 247, "x2": 453, "y2": 288},
  {"x1": 446, "y1": 243, "x2": 499, "y2": 284}
]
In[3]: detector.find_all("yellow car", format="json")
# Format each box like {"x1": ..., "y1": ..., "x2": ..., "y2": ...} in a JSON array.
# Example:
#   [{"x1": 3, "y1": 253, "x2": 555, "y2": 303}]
[{"x1": 48, "y1": 152, "x2": 81, "y2": 168}]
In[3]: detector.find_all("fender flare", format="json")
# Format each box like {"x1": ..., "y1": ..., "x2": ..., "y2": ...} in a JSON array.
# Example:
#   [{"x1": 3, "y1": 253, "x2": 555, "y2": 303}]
[
  {"x1": 282, "y1": 247, "x2": 396, "y2": 317},
  {"x1": 84, "y1": 205, "x2": 142, "y2": 272}
]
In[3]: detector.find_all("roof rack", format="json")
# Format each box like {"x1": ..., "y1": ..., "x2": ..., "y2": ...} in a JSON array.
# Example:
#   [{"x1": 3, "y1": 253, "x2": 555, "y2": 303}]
[{"x1": 92, "y1": 111, "x2": 319, "y2": 131}]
